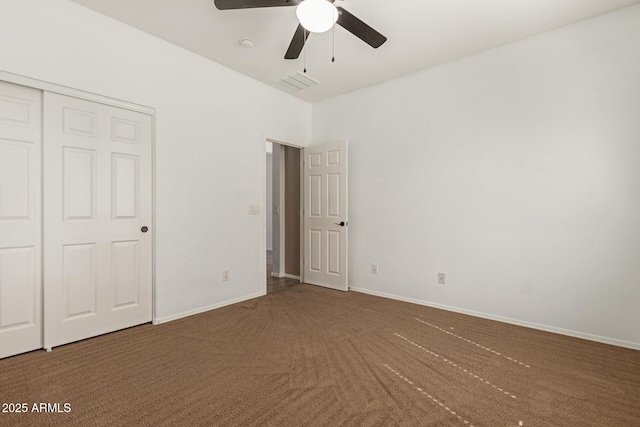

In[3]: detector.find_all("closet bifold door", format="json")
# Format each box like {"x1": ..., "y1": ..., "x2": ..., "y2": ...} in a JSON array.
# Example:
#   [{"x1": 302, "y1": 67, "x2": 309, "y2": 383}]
[
  {"x1": 0, "y1": 81, "x2": 43, "y2": 359},
  {"x1": 43, "y1": 92, "x2": 153, "y2": 350}
]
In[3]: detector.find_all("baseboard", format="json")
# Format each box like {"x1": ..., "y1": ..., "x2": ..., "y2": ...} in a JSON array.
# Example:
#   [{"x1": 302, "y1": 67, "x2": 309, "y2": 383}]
[
  {"x1": 152, "y1": 291, "x2": 265, "y2": 325},
  {"x1": 270, "y1": 272, "x2": 300, "y2": 280},
  {"x1": 349, "y1": 287, "x2": 640, "y2": 351}
]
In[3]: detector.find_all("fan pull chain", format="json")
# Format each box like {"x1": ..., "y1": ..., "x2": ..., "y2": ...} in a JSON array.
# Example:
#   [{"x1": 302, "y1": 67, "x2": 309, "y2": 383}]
[
  {"x1": 303, "y1": 29, "x2": 307, "y2": 73},
  {"x1": 332, "y1": 21, "x2": 335, "y2": 62}
]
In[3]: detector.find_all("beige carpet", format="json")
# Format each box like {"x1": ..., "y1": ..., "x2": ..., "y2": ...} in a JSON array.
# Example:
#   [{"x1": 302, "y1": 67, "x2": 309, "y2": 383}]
[{"x1": 1, "y1": 284, "x2": 639, "y2": 426}]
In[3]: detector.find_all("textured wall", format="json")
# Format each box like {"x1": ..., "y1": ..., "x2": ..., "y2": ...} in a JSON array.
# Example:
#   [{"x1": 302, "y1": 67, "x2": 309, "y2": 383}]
[
  {"x1": 313, "y1": 5, "x2": 640, "y2": 348},
  {"x1": 0, "y1": 0, "x2": 311, "y2": 321}
]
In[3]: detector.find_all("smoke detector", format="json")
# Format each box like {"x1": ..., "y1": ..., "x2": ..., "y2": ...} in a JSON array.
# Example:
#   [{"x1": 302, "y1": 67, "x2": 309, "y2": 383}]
[{"x1": 239, "y1": 38, "x2": 255, "y2": 48}]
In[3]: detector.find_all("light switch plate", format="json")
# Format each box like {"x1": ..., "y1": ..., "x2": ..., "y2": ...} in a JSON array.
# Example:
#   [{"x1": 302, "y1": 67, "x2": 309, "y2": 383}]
[{"x1": 249, "y1": 204, "x2": 261, "y2": 215}]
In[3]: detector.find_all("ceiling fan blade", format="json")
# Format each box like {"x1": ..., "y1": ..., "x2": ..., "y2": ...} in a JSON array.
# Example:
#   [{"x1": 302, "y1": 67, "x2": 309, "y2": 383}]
[
  {"x1": 214, "y1": 0, "x2": 300, "y2": 10},
  {"x1": 285, "y1": 24, "x2": 310, "y2": 59},
  {"x1": 336, "y1": 7, "x2": 387, "y2": 48}
]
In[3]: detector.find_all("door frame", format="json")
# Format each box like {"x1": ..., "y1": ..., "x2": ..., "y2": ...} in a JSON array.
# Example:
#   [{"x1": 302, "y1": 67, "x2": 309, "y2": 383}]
[
  {"x1": 0, "y1": 69, "x2": 158, "y2": 324},
  {"x1": 261, "y1": 136, "x2": 304, "y2": 295}
]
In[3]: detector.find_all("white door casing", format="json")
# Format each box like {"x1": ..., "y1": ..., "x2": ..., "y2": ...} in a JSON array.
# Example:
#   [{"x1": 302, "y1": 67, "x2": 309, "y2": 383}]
[
  {"x1": 43, "y1": 92, "x2": 152, "y2": 350},
  {"x1": 0, "y1": 81, "x2": 42, "y2": 359},
  {"x1": 303, "y1": 141, "x2": 348, "y2": 291}
]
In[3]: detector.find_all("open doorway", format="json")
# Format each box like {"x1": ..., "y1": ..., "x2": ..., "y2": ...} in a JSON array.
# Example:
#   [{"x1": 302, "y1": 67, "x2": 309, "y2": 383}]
[{"x1": 266, "y1": 139, "x2": 302, "y2": 294}]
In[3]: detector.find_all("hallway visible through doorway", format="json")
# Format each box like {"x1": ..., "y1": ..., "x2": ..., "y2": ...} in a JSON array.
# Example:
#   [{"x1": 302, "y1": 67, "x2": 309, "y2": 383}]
[
  {"x1": 266, "y1": 250, "x2": 300, "y2": 294},
  {"x1": 266, "y1": 140, "x2": 302, "y2": 294}
]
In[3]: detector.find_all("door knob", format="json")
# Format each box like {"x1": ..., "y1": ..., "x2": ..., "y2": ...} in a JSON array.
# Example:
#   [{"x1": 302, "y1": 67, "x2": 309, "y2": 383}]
[
  {"x1": 141, "y1": 226, "x2": 148, "y2": 233},
  {"x1": 335, "y1": 221, "x2": 345, "y2": 227}
]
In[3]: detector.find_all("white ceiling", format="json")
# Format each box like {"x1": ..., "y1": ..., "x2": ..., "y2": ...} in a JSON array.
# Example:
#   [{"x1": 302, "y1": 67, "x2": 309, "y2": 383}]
[{"x1": 70, "y1": 0, "x2": 640, "y2": 103}]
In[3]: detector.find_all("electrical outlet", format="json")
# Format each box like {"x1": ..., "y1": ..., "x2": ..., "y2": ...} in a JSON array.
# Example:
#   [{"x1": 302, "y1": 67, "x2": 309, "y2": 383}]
[
  {"x1": 371, "y1": 263, "x2": 378, "y2": 274},
  {"x1": 438, "y1": 273, "x2": 445, "y2": 284},
  {"x1": 222, "y1": 269, "x2": 230, "y2": 281}
]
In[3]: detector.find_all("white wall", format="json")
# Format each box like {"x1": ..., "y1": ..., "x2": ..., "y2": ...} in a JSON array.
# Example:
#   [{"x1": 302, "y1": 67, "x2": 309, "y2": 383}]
[
  {"x1": 313, "y1": 5, "x2": 640, "y2": 349},
  {"x1": 2, "y1": 0, "x2": 638, "y2": 349},
  {"x1": 0, "y1": 0, "x2": 311, "y2": 321}
]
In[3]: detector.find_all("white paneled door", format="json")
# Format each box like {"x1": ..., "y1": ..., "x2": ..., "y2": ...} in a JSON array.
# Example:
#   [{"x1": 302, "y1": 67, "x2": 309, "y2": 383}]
[
  {"x1": 0, "y1": 81, "x2": 42, "y2": 359},
  {"x1": 303, "y1": 141, "x2": 348, "y2": 291},
  {"x1": 43, "y1": 93, "x2": 152, "y2": 350}
]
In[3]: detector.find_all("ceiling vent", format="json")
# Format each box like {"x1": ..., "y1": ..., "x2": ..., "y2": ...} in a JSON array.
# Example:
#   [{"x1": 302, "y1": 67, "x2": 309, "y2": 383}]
[{"x1": 274, "y1": 71, "x2": 320, "y2": 93}]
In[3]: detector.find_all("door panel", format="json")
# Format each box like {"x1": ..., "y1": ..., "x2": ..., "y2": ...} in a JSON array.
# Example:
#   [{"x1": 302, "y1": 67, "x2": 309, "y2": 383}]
[
  {"x1": 0, "y1": 142, "x2": 31, "y2": 219},
  {"x1": 112, "y1": 154, "x2": 139, "y2": 219},
  {"x1": 112, "y1": 240, "x2": 140, "y2": 309},
  {"x1": 63, "y1": 147, "x2": 97, "y2": 220},
  {"x1": 303, "y1": 141, "x2": 348, "y2": 291},
  {"x1": 327, "y1": 173, "x2": 341, "y2": 217},
  {"x1": 327, "y1": 231, "x2": 340, "y2": 275},
  {"x1": 0, "y1": 247, "x2": 36, "y2": 328},
  {"x1": 0, "y1": 81, "x2": 42, "y2": 359},
  {"x1": 44, "y1": 92, "x2": 152, "y2": 350},
  {"x1": 62, "y1": 243, "x2": 97, "y2": 319}
]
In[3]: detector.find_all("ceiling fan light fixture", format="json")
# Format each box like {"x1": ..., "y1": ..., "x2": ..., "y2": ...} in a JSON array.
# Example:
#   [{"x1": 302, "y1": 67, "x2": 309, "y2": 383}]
[{"x1": 296, "y1": 0, "x2": 338, "y2": 34}]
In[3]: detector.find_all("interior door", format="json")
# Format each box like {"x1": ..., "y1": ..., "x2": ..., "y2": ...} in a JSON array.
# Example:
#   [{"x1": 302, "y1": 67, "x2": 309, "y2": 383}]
[
  {"x1": 0, "y1": 81, "x2": 42, "y2": 359},
  {"x1": 43, "y1": 92, "x2": 152, "y2": 350},
  {"x1": 303, "y1": 141, "x2": 348, "y2": 291}
]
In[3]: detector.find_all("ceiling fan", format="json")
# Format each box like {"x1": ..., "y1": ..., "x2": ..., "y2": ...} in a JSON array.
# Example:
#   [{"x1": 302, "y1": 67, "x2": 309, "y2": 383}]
[{"x1": 214, "y1": 0, "x2": 387, "y2": 60}]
